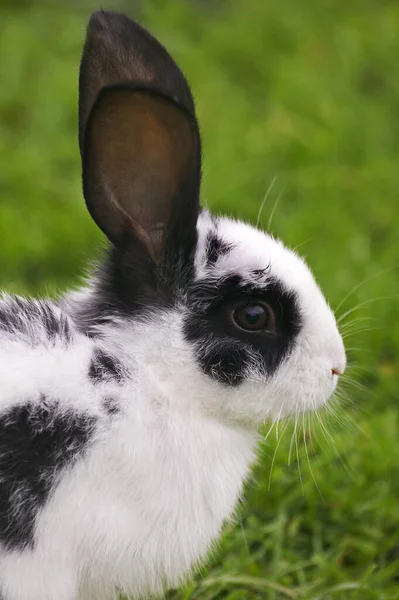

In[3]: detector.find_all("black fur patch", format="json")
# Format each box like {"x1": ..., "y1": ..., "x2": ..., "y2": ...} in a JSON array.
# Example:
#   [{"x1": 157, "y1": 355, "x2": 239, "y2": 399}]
[
  {"x1": 103, "y1": 396, "x2": 120, "y2": 415},
  {"x1": 88, "y1": 348, "x2": 124, "y2": 383},
  {"x1": 0, "y1": 398, "x2": 96, "y2": 550},
  {"x1": 184, "y1": 275, "x2": 302, "y2": 386},
  {"x1": 71, "y1": 237, "x2": 197, "y2": 333},
  {"x1": 0, "y1": 297, "x2": 72, "y2": 344},
  {"x1": 206, "y1": 233, "x2": 232, "y2": 265}
]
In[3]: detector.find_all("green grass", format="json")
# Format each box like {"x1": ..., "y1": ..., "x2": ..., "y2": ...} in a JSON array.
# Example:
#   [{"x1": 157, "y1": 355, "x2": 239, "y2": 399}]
[{"x1": 1, "y1": 0, "x2": 399, "y2": 598}]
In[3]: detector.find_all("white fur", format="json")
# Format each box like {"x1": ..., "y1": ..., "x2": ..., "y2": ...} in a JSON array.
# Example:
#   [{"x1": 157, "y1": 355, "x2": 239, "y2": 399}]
[{"x1": 0, "y1": 212, "x2": 345, "y2": 599}]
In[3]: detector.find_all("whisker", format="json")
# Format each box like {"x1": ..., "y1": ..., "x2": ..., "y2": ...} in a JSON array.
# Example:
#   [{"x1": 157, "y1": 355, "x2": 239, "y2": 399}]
[
  {"x1": 294, "y1": 414, "x2": 304, "y2": 493},
  {"x1": 267, "y1": 186, "x2": 285, "y2": 232},
  {"x1": 264, "y1": 421, "x2": 277, "y2": 442},
  {"x1": 263, "y1": 410, "x2": 284, "y2": 442},
  {"x1": 302, "y1": 412, "x2": 323, "y2": 499},
  {"x1": 307, "y1": 411, "x2": 318, "y2": 457},
  {"x1": 291, "y1": 237, "x2": 313, "y2": 254},
  {"x1": 314, "y1": 410, "x2": 338, "y2": 455},
  {"x1": 315, "y1": 408, "x2": 354, "y2": 479},
  {"x1": 256, "y1": 176, "x2": 277, "y2": 229},
  {"x1": 330, "y1": 397, "x2": 369, "y2": 438},
  {"x1": 275, "y1": 403, "x2": 286, "y2": 441},
  {"x1": 343, "y1": 361, "x2": 371, "y2": 374},
  {"x1": 239, "y1": 516, "x2": 249, "y2": 556},
  {"x1": 268, "y1": 421, "x2": 289, "y2": 491},
  {"x1": 340, "y1": 376, "x2": 371, "y2": 394},
  {"x1": 333, "y1": 392, "x2": 368, "y2": 420},
  {"x1": 342, "y1": 326, "x2": 381, "y2": 339},
  {"x1": 337, "y1": 296, "x2": 397, "y2": 325},
  {"x1": 343, "y1": 346, "x2": 372, "y2": 354},
  {"x1": 339, "y1": 316, "x2": 375, "y2": 333},
  {"x1": 324, "y1": 399, "x2": 354, "y2": 431},
  {"x1": 287, "y1": 424, "x2": 296, "y2": 466},
  {"x1": 287, "y1": 401, "x2": 299, "y2": 467},
  {"x1": 334, "y1": 265, "x2": 398, "y2": 315}
]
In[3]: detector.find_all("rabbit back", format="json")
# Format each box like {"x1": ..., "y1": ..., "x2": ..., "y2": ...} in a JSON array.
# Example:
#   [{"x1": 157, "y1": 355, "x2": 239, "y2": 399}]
[{"x1": 0, "y1": 294, "x2": 119, "y2": 553}]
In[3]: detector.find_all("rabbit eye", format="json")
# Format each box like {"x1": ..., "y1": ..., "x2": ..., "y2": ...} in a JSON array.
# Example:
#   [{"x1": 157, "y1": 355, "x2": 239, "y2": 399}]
[{"x1": 233, "y1": 302, "x2": 274, "y2": 332}]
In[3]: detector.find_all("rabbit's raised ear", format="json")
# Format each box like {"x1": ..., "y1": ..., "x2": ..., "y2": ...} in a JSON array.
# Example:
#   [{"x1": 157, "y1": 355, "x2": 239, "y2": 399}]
[{"x1": 79, "y1": 11, "x2": 201, "y2": 264}]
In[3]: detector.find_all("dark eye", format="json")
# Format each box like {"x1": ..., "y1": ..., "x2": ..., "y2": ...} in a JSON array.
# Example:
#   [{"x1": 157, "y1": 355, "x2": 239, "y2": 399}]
[{"x1": 233, "y1": 302, "x2": 274, "y2": 332}]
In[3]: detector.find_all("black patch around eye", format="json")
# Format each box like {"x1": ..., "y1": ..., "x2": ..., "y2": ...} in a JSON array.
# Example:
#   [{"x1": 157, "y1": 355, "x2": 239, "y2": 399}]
[
  {"x1": 89, "y1": 349, "x2": 124, "y2": 383},
  {"x1": 0, "y1": 398, "x2": 97, "y2": 550},
  {"x1": 206, "y1": 233, "x2": 232, "y2": 265},
  {"x1": 184, "y1": 275, "x2": 302, "y2": 386},
  {"x1": 197, "y1": 343, "x2": 247, "y2": 386}
]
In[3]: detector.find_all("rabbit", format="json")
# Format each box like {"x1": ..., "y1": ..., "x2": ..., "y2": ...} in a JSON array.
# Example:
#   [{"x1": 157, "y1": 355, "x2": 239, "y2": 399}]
[{"x1": 0, "y1": 10, "x2": 346, "y2": 600}]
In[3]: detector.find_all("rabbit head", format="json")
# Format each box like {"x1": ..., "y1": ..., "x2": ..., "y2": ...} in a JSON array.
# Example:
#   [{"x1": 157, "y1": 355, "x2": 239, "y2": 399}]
[{"x1": 73, "y1": 11, "x2": 346, "y2": 426}]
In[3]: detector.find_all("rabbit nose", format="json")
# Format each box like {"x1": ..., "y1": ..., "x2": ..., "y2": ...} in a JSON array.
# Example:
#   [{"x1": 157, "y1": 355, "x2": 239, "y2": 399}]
[{"x1": 331, "y1": 366, "x2": 344, "y2": 376}]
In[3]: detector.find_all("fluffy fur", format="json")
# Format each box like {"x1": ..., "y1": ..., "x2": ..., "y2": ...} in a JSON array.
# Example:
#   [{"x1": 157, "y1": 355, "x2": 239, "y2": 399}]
[{"x1": 0, "y1": 11, "x2": 346, "y2": 600}]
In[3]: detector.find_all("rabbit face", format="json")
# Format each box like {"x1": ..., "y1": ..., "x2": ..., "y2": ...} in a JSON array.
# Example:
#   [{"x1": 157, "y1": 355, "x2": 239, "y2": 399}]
[
  {"x1": 167, "y1": 210, "x2": 345, "y2": 424},
  {"x1": 89, "y1": 208, "x2": 345, "y2": 427}
]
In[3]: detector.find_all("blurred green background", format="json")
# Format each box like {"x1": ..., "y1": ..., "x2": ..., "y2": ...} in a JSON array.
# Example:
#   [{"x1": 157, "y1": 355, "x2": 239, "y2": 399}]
[{"x1": 0, "y1": 1, "x2": 398, "y2": 598}]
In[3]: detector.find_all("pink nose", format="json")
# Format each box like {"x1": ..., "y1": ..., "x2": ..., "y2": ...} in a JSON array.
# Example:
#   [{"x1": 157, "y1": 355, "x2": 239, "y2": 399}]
[{"x1": 332, "y1": 367, "x2": 344, "y2": 376}]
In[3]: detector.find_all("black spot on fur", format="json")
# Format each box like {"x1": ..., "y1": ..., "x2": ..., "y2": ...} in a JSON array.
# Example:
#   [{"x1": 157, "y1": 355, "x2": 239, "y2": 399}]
[
  {"x1": 0, "y1": 398, "x2": 96, "y2": 550},
  {"x1": 89, "y1": 348, "x2": 124, "y2": 383},
  {"x1": 184, "y1": 275, "x2": 302, "y2": 386},
  {"x1": 103, "y1": 397, "x2": 120, "y2": 415},
  {"x1": 202, "y1": 344, "x2": 247, "y2": 386},
  {"x1": 70, "y1": 235, "x2": 198, "y2": 334},
  {"x1": 206, "y1": 233, "x2": 232, "y2": 265},
  {"x1": 0, "y1": 297, "x2": 72, "y2": 344}
]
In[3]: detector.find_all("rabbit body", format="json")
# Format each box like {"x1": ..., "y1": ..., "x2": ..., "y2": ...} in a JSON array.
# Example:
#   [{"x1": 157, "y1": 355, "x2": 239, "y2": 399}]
[
  {"x1": 0, "y1": 10, "x2": 346, "y2": 600},
  {"x1": 0, "y1": 294, "x2": 256, "y2": 600}
]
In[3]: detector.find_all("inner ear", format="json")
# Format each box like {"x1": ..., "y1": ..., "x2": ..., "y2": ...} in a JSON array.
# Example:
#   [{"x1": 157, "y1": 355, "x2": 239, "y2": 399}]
[{"x1": 83, "y1": 87, "x2": 200, "y2": 263}]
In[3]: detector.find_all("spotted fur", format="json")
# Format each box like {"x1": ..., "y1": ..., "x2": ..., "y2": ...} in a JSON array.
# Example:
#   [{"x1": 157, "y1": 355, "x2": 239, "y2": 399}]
[
  {"x1": 88, "y1": 349, "x2": 124, "y2": 383},
  {"x1": 0, "y1": 295, "x2": 72, "y2": 345},
  {"x1": 0, "y1": 399, "x2": 96, "y2": 551},
  {"x1": 0, "y1": 11, "x2": 346, "y2": 600}
]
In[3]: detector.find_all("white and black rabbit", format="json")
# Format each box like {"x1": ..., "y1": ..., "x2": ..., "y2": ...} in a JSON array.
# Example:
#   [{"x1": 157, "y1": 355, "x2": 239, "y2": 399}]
[{"x1": 0, "y1": 10, "x2": 346, "y2": 600}]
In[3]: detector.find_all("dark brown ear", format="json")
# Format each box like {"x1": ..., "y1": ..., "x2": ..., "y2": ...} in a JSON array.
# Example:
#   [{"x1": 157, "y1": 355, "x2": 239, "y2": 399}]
[
  {"x1": 79, "y1": 11, "x2": 201, "y2": 264},
  {"x1": 79, "y1": 10, "x2": 196, "y2": 157}
]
